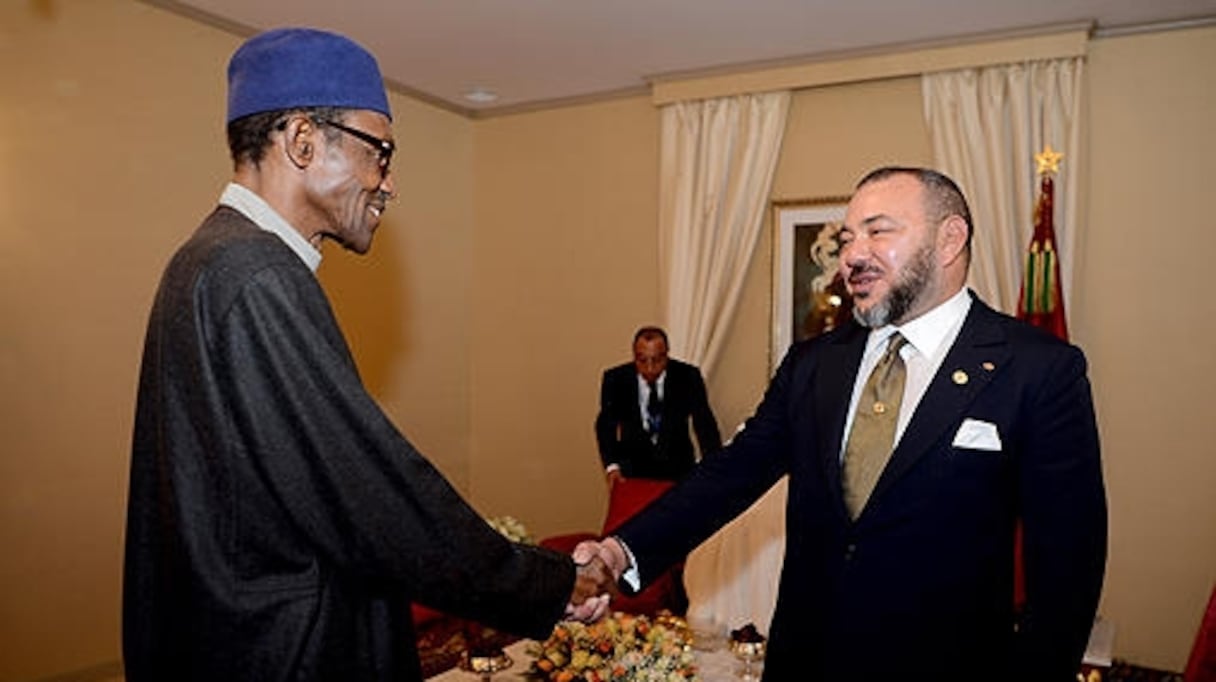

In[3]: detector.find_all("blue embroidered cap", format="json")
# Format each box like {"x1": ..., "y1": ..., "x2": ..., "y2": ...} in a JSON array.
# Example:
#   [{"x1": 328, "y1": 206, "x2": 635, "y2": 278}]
[{"x1": 226, "y1": 27, "x2": 391, "y2": 123}]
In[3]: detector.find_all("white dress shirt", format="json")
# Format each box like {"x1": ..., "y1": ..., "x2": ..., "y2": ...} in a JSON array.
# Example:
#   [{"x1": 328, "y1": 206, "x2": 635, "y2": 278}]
[{"x1": 637, "y1": 371, "x2": 666, "y2": 426}]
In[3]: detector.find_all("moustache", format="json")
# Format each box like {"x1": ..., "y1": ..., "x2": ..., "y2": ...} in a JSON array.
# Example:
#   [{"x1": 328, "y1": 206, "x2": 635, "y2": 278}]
[{"x1": 846, "y1": 264, "x2": 883, "y2": 282}]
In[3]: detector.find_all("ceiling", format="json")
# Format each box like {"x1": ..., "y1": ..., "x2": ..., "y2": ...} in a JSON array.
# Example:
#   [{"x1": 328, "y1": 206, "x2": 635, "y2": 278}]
[{"x1": 155, "y1": 0, "x2": 1216, "y2": 116}]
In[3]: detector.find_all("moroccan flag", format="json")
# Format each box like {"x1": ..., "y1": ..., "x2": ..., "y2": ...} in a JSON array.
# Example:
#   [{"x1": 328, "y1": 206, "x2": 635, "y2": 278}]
[
  {"x1": 1012, "y1": 152, "x2": 1070, "y2": 613},
  {"x1": 1017, "y1": 173, "x2": 1069, "y2": 340}
]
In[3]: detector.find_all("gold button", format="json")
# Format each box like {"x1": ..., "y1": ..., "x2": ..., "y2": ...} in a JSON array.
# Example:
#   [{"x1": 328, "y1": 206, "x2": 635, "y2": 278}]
[
  {"x1": 952, "y1": 370, "x2": 969, "y2": 385},
  {"x1": 873, "y1": 401, "x2": 887, "y2": 414},
  {"x1": 982, "y1": 362, "x2": 995, "y2": 371}
]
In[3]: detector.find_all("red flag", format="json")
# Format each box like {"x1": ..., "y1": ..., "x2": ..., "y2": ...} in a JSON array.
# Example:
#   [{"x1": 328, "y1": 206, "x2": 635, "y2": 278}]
[
  {"x1": 1012, "y1": 148, "x2": 1070, "y2": 613},
  {"x1": 1017, "y1": 173, "x2": 1069, "y2": 340}
]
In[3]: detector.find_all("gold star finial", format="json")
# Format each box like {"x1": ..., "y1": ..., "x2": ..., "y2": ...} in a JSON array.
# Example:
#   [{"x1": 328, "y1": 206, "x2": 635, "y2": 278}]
[{"x1": 1035, "y1": 145, "x2": 1064, "y2": 176}]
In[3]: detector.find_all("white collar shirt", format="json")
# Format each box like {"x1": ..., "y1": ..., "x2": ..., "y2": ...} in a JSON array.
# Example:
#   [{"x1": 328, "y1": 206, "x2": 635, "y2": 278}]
[{"x1": 636, "y1": 370, "x2": 666, "y2": 419}]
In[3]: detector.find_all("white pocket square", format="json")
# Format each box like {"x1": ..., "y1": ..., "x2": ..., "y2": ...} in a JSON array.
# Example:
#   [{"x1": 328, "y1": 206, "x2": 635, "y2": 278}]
[{"x1": 952, "y1": 418, "x2": 1002, "y2": 451}]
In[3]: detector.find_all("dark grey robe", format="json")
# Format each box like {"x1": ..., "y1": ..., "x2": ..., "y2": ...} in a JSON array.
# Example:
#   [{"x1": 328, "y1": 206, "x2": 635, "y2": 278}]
[{"x1": 124, "y1": 207, "x2": 572, "y2": 681}]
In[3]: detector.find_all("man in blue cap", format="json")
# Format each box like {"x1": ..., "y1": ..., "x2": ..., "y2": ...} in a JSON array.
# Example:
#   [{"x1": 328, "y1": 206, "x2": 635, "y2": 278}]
[{"x1": 123, "y1": 28, "x2": 613, "y2": 681}]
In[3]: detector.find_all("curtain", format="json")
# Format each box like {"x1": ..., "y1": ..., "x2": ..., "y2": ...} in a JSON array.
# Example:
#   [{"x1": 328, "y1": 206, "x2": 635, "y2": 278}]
[
  {"x1": 922, "y1": 58, "x2": 1084, "y2": 314},
  {"x1": 684, "y1": 469, "x2": 788, "y2": 636},
  {"x1": 658, "y1": 91, "x2": 790, "y2": 635},
  {"x1": 659, "y1": 91, "x2": 790, "y2": 374}
]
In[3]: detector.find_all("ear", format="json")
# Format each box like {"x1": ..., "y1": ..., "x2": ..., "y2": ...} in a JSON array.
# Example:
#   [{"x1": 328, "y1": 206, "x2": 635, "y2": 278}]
[
  {"x1": 937, "y1": 215, "x2": 969, "y2": 267},
  {"x1": 281, "y1": 115, "x2": 318, "y2": 170}
]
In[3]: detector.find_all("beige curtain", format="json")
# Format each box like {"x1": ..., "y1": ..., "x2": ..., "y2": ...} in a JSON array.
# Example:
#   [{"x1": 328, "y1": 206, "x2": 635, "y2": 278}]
[
  {"x1": 658, "y1": 91, "x2": 789, "y2": 636},
  {"x1": 922, "y1": 58, "x2": 1084, "y2": 314},
  {"x1": 659, "y1": 91, "x2": 791, "y2": 374}
]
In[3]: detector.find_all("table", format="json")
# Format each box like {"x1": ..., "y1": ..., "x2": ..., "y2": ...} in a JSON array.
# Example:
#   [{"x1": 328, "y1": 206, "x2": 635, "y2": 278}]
[{"x1": 426, "y1": 637, "x2": 753, "y2": 681}]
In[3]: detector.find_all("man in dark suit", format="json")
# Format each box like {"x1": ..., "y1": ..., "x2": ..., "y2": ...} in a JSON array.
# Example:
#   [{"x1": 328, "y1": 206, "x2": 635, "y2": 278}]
[
  {"x1": 595, "y1": 327, "x2": 723, "y2": 483},
  {"x1": 577, "y1": 167, "x2": 1106, "y2": 681}
]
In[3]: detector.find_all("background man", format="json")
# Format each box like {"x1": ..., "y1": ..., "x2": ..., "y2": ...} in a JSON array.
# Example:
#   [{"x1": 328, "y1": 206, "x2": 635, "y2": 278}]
[
  {"x1": 123, "y1": 28, "x2": 611, "y2": 682},
  {"x1": 595, "y1": 326, "x2": 722, "y2": 484},
  {"x1": 579, "y1": 167, "x2": 1107, "y2": 681}
]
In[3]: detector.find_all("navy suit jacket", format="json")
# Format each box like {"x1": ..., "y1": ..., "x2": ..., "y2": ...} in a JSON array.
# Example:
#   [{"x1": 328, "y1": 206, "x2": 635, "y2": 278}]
[
  {"x1": 595, "y1": 359, "x2": 722, "y2": 480},
  {"x1": 614, "y1": 293, "x2": 1107, "y2": 681}
]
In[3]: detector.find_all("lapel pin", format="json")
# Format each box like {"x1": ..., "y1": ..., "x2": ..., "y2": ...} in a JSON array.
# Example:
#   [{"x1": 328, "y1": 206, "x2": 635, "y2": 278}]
[
  {"x1": 952, "y1": 370, "x2": 969, "y2": 385},
  {"x1": 982, "y1": 362, "x2": 995, "y2": 371}
]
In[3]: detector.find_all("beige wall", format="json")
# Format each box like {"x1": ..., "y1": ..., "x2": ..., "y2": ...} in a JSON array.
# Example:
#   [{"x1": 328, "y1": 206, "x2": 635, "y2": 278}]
[
  {"x1": 467, "y1": 97, "x2": 660, "y2": 537},
  {"x1": 0, "y1": 3, "x2": 236, "y2": 679},
  {"x1": 1082, "y1": 25, "x2": 1216, "y2": 670},
  {"x1": 2, "y1": 0, "x2": 1214, "y2": 678}
]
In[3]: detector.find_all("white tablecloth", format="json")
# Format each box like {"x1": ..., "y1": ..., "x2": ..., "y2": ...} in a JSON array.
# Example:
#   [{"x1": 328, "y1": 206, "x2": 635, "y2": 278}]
[
  {"x1": 683, "y1": 476, "x2": 787, "y2": 635},
  {"x1": 426, "y1": 637, "x2": 754, "y2": 681}
]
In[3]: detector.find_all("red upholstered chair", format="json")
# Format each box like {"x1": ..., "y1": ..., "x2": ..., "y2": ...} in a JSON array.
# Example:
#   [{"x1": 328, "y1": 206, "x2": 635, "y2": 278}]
[
  {"x1": 1185, "y1": 581, "x2": 1216, "y2": 682},
  {"x1": 601, "y1": 478, "x2": 673, "y2": 535},
  {"x1": 411, "y1": 603, "x2": 445, "y2": 629},
  {"x1": 540, "y1": 478, "x2": 685, "y2": 616}
]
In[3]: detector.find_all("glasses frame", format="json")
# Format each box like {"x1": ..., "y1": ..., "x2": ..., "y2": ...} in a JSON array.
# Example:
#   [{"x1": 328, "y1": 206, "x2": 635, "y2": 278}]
[{"x1": 316, "y1": 118, "x2": 395, "y2": 179}]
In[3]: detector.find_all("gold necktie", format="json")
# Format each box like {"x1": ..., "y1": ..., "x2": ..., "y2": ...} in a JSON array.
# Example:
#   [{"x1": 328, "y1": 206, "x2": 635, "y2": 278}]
[{"x1": 842, "y1": 333, "x2": 908, "y2": 519}]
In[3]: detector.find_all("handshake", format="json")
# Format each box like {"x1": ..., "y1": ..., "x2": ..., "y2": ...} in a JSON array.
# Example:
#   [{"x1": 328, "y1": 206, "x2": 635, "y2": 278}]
[{"x1": 563, "y1": 538, "x2": 631, "y2": 622}]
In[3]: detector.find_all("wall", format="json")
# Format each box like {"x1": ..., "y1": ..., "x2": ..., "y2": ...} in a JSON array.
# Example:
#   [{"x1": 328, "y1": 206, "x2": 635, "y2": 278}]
[
  {"x1": 468, "y1": 97, "x2": 660, "y2": 538},
  {"x1": 0, "y1": 3, "x2": 236, "y2": 678},
  {"x1": 1082, "y1": 25, "x2": 1216, "y2": 670}
]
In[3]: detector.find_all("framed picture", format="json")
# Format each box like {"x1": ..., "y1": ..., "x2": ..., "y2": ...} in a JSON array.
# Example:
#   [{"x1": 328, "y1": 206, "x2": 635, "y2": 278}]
[{"x1": 770, "y1": 197, "x2": 853, "y2": 371}]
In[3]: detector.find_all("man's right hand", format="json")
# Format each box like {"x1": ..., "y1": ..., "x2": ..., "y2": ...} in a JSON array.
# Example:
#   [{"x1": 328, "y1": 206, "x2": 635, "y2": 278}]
[{"x1": 606, "y1": 469, "x2": 624, "y2": 487}]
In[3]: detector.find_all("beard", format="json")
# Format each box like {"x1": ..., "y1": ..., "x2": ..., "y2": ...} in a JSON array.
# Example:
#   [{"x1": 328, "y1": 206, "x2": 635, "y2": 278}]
[{"x1": 852, "y1": 239, "x2": 936, "y2": 328}]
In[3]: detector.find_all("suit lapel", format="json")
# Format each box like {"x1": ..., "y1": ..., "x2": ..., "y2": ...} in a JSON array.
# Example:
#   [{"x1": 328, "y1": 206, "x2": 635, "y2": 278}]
[
  {"x1": 868, "y1": 298, "x2": 1011, "y2": 504},
  {"x1": 625, "y1": 370, "x2": 645, "y2": 432}
]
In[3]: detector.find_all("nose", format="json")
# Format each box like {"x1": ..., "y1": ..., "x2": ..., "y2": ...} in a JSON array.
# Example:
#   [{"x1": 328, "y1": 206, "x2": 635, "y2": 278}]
[
  {"x1": 840, "y1": 234, "x2": 869, "y2": 269},
  {"x1": 379, "y1": 170, "x2": 398, "y2": 201}
]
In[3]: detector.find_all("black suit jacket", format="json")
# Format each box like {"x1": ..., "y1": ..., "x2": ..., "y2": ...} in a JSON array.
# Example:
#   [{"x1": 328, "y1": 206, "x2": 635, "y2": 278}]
[
  {"x1": 614, "y1": 293, "x2": 1107, "y2": 681},
  {"x1": 595, "y1": 358, "x2": 722, "y2": 480}
]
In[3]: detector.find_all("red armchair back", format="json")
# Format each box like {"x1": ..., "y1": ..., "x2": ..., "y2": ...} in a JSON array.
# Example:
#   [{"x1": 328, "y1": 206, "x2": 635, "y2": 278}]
[
  {"x1": 602, "y1": 478, "x2": 673, "y2": 534},
  {"x1": 1186, "y1": 582, "x2": 1216, "y2": 682}
]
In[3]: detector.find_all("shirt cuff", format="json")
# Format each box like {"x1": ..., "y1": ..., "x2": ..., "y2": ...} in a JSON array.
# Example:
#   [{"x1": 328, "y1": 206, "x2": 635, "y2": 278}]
[
  {"x1": 605, "y1": 463, "x2": 621, "y2": 474},
  {"x1": 611, "y1": 535, "x2": 642, "y2": 592}
]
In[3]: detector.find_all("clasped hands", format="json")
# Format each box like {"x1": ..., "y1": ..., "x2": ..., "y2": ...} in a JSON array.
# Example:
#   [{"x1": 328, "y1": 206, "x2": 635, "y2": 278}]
[{"x1": 563, "y1": 537, "x2": 630, "y2": 622}]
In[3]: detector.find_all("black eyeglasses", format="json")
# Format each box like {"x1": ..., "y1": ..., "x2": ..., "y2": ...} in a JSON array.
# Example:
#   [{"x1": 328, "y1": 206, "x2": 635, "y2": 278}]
[{"x1": 317, "y1": 118, "x2": 395, "y2": 178}]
